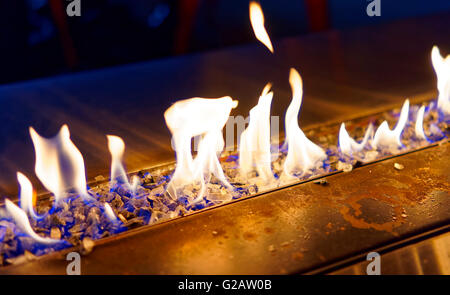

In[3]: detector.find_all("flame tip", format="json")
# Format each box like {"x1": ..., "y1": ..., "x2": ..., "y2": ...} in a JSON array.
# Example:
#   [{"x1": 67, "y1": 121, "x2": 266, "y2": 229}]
[{"x1": 249, "y1": 1, "x2": 274, "y2": 53}]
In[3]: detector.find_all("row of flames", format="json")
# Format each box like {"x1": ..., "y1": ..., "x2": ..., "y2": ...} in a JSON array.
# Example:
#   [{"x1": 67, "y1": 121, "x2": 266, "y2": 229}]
[{"x1": 1, "y1": 2, "x2": 450, "y2": 246}]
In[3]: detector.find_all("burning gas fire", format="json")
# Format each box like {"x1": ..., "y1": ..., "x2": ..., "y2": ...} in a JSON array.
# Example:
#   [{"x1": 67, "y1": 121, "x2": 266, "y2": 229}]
[
  {"x1": 339, "y1": 123, "x2": 373, "y2": 158},
  {"x1": 239, "y1": 84, "x2": 275, "y2": 183},
  {"x1": 283, "y1": 68, "x2": 326, "y2": 177},
  {"x1": 0, "y1": 5, "x2": 449, "y2": 264},
  {"x1": 372, "y1": 99, "x2": 410, "y2": 151},
  {"x1": 4, "y1": 199, "x2": 60, "y2": 245},
  {"x1": 164, "y1": 96, "x2": 238, "y2": 201},
  {"x1": 29, "y1": 125, "x2": 89, "y2": 203},
  {"x1": 107, "y1": 135, "x2": 129, "y2": 187},
  {"x1": 249, "y1": 1, "x2": 273, "y2": 53},
  {"x1": 415, "y1": 105, "x2": 428, "y2": 141},
  {"x1": 17, "y1": 172, "x2": 41, "y2": 220},
  {"x1": 431, "y1": 46, "x2": 450, "y2": 116}
]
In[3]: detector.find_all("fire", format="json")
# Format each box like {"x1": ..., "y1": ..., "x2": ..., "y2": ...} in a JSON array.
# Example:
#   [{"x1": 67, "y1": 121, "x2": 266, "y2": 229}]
[
  {"x1": 373, "y1": 99, "x2": 410, "y2": 151},
  {"x1": 103, "y1": 203, "x2": 117, "y2": 221},
  {"x1": 29, "y1": 125, "x2": 89, "y2": 203},
  {"x1": 239, "y1": 84, "x2": 275, "y2": 182},
  {"x1": 431, "y1": 46, "x2": 450, "y2": 115},
  {"x1": 4, "y1": 199, "x2": 60, "y2": 244},
  {"x1": 249, "y1": 1, "x2": 273, "y2": 53},
  {"x1": 1, "y1": 3, "x2": 449, "y2": 265},
  {"x1": 130, "y1": 175, "x2": 141, "y2": 195},
  {"x1": 415, "y1": 105, "x2": 428, "y2": 141},
  {"x1": 107, "y1": 135, "x2": 129, "y2": 186},
  {"x1": 283, "y1": 68, "x2": 326, "y2": 177},
  {"x1": 17, "y1": 172, "x2": 42, "y2": 220},
  {"x1": 164, "y1": 96, "x2": 238, "y2": 200},
  {"x1": 339, "y1": 123, "x2": 373, "y2": 157}
]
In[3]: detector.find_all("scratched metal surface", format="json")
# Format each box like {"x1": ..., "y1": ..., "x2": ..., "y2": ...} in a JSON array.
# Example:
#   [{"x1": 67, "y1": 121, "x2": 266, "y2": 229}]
[
  {"x1": 0, "y1": 143, "x2": 448, "y2": 274},
  {"x1": 0, "y1": 12, "x2": 449, "y2": 196}
]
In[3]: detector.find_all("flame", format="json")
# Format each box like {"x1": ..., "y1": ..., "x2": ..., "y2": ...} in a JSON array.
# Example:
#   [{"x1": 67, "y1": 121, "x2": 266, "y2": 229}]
[
  {"x1": 373, "y1": 99, "x2": 410, "y2": 150},
  {"x1": 415, "y1": 105, "x2": 428, "y2": 141},
  {"x1": 107, "y1": 135, "x2": 129, "y2": 186},
  {"x1": 193, "y1": 129, "x2": 234, "y2": 192},
  {"x1": 4, "y1": 199, "x2": 60, "y2": 244},
  {"x1": 239, "y1": 83, "x2": 274, "y2": 182},
  {"x1": 29, "y1": 125, "x2": 89, "y2": 203},
  {"x1": 339, "y1": 123, "x2": 374, "y2": 156},
  {"x1": 249, "y1": 1, "x2": 273, "y2": 53},
  {"x1": 283, "y1": 68, "x2": 326, "y2": 177},
  {"x1": 17, "y1": 172, "x2": 43, "y2": 220},
  {"x1": 103, "y1": 203, "x2": 117, "y2": 221},
  {"x1": 130, "y1": 175, "x2": 140, "y2": 194},
  {"x1": 164, "y1": 96, "x2": 238, "y2": 199},
  {"x1": 431, "y1": 46, "x2": 450, "y2": 115}
]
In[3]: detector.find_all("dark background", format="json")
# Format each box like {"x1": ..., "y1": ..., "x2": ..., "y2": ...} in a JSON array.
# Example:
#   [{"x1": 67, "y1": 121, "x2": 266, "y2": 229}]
[{"x1": 2, "y1": 0, "x2": 450, "y2": 85}]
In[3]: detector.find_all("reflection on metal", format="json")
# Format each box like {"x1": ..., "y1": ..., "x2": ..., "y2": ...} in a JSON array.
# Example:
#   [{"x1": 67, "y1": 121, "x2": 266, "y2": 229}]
[{"x1": 331, "y1": 231, "x2": 450, "y2": 275}]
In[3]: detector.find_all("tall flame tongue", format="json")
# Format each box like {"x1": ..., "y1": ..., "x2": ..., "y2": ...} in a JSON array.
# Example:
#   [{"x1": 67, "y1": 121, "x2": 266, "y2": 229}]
[
  {"x1": 283, "y1": 68, "x2": 326, "y2": 177},
  {"x1": 249, "y1": 1, "x2": 273, "y2": 53},
  {"x1": 29, "y1": 124, "x2": 89, "y2": 203},
  {"x1": 339, "y1": 123, "x2": 374, "y2": 157},
  {"x1": 4, "y1": 199, "x2": 60, "y2": 244},
  {"x1": 431, "y1": 46, "x2": 450, "y2": 116},
  {"x1": 17, "y1": 172, "x2": 42, "y2": 220},
  {"x1": 373, "y1": 99, "x2": 410, "y2": 151},
  {"x1": 239, "y1": 84, "x2": 275, "y2": 182},
  {"x1": 164, "y1": 96, "x2": 238, "y2": 200},
  {"x1": 107, "y1": 135, "x2": 129, "y2": 186}
]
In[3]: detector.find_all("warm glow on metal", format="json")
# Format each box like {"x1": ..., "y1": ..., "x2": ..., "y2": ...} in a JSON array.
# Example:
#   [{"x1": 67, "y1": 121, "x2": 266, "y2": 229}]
[
  {"x1": 283, "y1": 68, "x2": 326, "y2": 177},
  {"x1": 249, "y1": 1, "x2": 274, "y2": 53},
  {"x1": 240, "y1": 83, "x2": 275, "y2": 182},
  {"x1": 29, "y1": 125, "x2": 88, "y2": 203},
  {"x1": 164, "y1": 96, "x2": 238, "y2": 199},
  {"x1": 5, "y1": 199, "x2": 60, "y2": 244},
  {"x1": 107, "y1": 135, "x2": 129, "y2": 186},
  {"x1": 431, "y1": 46, "x2": 450, "y2": 115},
  {"x1": 373, "y1": 99, "x2": 410, "y2": 150}
]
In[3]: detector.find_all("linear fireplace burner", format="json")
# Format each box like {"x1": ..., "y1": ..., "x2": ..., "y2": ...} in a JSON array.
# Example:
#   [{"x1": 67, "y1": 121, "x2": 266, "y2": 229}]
[
  {"x1": 0, "y1": 96, "x2": 448, "y2": 273},
  {"x1": 0, "y1": 141, "x2": 448, "y2": 274}
]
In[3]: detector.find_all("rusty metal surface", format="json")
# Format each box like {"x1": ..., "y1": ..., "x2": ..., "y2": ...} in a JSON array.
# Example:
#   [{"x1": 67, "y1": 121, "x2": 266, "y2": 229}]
[{"x1": 1, "y1": 143, "x2": 448, "y2": 275}]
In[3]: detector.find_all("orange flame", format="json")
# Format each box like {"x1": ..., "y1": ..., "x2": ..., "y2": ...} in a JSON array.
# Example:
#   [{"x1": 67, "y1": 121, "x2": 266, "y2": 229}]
[
  {"x1": 239, "y1": 83, "x2": 275, "y2": 182},
  {"x1": 17, "y1": 172, "x2": 42, "y2": 220},
  {"x1": 415, "y1": 105, "x2": 428, "y2": 141},
  {"x1": 431, "y1": 46, "x2": 450, "y2": 115},
  {"x1": 29, "y1": 125, "x2": 89, "y2": 203},
  {"x1": 4, "y1": 199, "x2": 60, "y2": 244},
  {"x1": 164, "y1": 96, "x2": 238, "y2": 199},
  {"x1": 339, "y1": 123, "x2": 373, "y2": 156},
  {"x1": 107, "y1": 135, "x2": 129, "y2": 186},
  {"x1": 373, "y1": 99, "x2": 409, "y2": 150},
  {"x1": 283, "y1": 68, "x2": 326, "y2": 177},
  {"x1": 249, "y1": 1, "x2": 274, "y2": 53}
]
